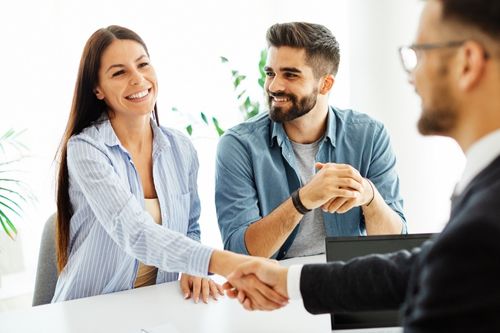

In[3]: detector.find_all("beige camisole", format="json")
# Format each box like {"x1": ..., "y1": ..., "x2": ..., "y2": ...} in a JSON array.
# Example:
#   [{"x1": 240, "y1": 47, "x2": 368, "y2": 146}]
[{"x1": 134, "y1": 198, "x2": 162, "y2": 288}]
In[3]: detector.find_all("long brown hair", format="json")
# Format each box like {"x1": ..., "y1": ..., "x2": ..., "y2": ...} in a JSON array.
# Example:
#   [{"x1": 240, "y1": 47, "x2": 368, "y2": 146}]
[{"x1": 55, "y1": 25, "x2": 159, "y2": 273}]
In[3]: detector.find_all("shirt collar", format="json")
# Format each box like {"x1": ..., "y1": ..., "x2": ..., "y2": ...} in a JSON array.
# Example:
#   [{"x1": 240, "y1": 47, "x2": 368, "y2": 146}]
[
  {"x1": 455, "y1": 129, "x2": 500, "y2": 195},
  {"x1": 269, "y1": 106, "x2": 337, "y2": 148},
  {"x1": 99, "y1": 115, "x2": 170, "y2": 153},
  {"x1": 150, "y1": 117, "x2": 171, "y2": 154},
  {"x1": 99, "y1": 116, "x2": 120, "y2": 148}
]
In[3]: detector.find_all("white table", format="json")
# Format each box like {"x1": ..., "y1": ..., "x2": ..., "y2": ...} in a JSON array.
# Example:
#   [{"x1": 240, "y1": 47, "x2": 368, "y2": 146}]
[
  {"x1": 0, "y1": 255, "x2": 328, "y2": 333},
  {"x1": 0, "y1": 255, "x2": 401, "y2": 333}
]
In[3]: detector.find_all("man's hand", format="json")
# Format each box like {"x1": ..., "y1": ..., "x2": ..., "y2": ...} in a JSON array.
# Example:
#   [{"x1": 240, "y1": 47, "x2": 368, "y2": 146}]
[
  {"x1": 180, "y1": 273, "x2": 224, "y2": 304},
  {"x1": 223, "y1": 259, "x2": 289, "y2": 311},
  {"x1": 300, "y1": 162, "x2": 373, "y2": 213}
]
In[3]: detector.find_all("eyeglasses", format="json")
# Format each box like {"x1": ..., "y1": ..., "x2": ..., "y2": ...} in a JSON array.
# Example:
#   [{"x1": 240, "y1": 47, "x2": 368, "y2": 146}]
[{"x1": 398, "y1": 40, "x2": 465, "y2": 73}]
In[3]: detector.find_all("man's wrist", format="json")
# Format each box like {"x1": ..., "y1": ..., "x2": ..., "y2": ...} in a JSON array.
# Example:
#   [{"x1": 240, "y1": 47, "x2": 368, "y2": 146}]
[
  {"x1": 291, "y1": 189, "x2": 312, "y2": 215},
  {"x1": 364, "y1": 178, "x2": 375, "y2": 206}
]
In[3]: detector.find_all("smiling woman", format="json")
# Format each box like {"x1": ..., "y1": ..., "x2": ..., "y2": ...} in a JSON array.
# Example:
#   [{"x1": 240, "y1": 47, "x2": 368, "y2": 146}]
[
  {"x1": 50, "y1": 25, "x2": 276, "y2": 305},
  {"x1": 94, "y1": 40, "x2": 158, "y2": 121}
]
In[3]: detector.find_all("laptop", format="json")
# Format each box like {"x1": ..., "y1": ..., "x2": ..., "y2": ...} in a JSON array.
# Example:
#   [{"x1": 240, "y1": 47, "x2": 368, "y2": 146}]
[{"x1": 325, "y1": 233, "x2": 435, "y2": 329}]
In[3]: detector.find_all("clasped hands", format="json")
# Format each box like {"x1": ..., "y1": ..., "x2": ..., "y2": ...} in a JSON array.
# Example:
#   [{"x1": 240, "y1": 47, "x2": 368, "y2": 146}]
[
  {"x1": 301, "y1": 162, "x2": 374, "y2": 213},
  {"x1": 223, "y1": 258, "x2": 290, "y2": 311},
  {"x1": 181, "y1": 260, "x2": 288, "y2": 311}
]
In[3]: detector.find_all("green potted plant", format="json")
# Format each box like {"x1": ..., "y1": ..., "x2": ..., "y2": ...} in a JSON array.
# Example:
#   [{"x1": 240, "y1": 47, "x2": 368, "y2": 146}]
[
  {"x1": 173, "y1": 49, "x2": 268, "y2": 138},
  {"x1": 0, "y1": 129, "x2": 31, "y2": 240},
  {"x1": 220, "y1": 48, "x2": 267, "y2": 122}
]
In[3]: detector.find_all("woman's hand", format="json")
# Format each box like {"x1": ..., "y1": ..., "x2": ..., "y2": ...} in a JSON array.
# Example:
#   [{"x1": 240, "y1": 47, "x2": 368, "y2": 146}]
[{"x1": 180, "y1": 273, "x2": 224, "y2": 304}]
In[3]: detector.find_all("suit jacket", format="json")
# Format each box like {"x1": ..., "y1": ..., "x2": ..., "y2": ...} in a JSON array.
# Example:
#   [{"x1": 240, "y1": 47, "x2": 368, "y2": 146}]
[{"x1": 300, "y1": 155, "x2": 500, "y2": 332}]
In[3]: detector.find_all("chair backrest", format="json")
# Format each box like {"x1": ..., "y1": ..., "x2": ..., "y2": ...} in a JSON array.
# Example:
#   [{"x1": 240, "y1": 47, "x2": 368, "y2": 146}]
[{"x1": 32, "y1": 213, "x2": 58, "y2": 306}]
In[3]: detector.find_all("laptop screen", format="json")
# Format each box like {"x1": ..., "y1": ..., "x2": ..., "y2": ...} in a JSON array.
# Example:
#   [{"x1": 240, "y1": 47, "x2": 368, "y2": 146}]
[{"x1": 325, "y1": 233, "x2": 436, "y2": 329}]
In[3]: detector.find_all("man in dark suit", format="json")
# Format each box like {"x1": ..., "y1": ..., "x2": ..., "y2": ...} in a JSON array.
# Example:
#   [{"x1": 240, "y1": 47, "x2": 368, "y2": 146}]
[{"x1": 224, "y1": 0, "x2": 500, "y2": 330}]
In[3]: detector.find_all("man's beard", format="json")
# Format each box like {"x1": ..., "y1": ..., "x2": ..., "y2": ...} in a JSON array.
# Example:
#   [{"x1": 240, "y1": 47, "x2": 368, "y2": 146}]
[
  {"x1": 418, "y1": 106, "x2": 458, "y2": 135},
  {"x1": 417, "y1": 67, "x2": 458, "y2": 136},
  {"x1": 268, "y1": 89, "x2": 318, "y2": 123}
]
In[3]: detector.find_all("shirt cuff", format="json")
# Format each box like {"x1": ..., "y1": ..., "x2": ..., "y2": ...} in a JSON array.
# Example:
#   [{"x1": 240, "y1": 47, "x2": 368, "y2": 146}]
[
  {"x1": 187, "y1": 245, "x2": 214, "y2": 277},
  {"x1": 287, "y1": 264, "x2": 303, "y2": 300}
]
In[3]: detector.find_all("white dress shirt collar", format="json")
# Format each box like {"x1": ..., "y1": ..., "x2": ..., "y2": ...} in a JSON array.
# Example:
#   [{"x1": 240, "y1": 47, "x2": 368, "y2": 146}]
[{"x1": 455, "y1": 129, "x2": 500, "y2": 195}]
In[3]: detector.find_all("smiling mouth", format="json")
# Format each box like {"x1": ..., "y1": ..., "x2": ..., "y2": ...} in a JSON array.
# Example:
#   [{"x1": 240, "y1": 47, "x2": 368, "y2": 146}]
[
  {"x1": 126, "y1": 89, "x2": 151, "y2": 100},
  {"x1": 272, "y1": 96, "x2": 290, "y2": 103}
]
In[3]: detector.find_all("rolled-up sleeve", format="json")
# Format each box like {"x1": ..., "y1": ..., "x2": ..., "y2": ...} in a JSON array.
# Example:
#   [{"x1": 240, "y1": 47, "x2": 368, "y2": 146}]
[
  {"x1": 67, "y1": 136, "x2": 213, "y2": 276},
  {"x1": 215, "y1": 132, "x2": 262, "y2": 255},
  {"x1": 368, "y1": 124, "x2": 407, "y2": 233}
]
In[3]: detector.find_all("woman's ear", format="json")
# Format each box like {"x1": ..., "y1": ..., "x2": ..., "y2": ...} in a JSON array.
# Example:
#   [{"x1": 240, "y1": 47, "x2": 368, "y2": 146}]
[{"x1": 94, "y1": 87, "x2": 104, "y2": 100}]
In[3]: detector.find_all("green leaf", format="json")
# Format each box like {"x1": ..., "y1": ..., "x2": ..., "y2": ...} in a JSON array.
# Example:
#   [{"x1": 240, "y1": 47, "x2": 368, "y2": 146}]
[
  {"x1": 237, "y1": 89, "x2": 247, "y2": 100},
  {"x1": 233, "y1": 75, "x2": 246, "y2": 88},
  {"x1": 212, "y1": 117, "x2": 225, "y2": 137},
  {"x1": 0, "y1": 199, "x2": 22, "y2": 216},
  {"x1": 258, "y1": 49, "x2": 268, "y2": 89},
  {"x1": 0, "y1": 209, "x2": 17, "y2": 237},
  {"x1": 243, "y1": 96, "x2": 252, "y2": 110},
  {"x1": 0, "y1": 179, "x2": 22, "y2": 184},
  {"x1": 0, "y1": 217, "x2": 15, "y2": 240},
  {"x1": 0, "y1": 193, "x2": 23, "y2": 213},
  {"x1": 186, "y1": 125, "x2": 193, "y2": 136},
  {"x1": 248, "y1": 110, "x2": 259, "y2": 119},
  {"x1": 220, "y1": 56, "x2": 229, "y2": 63},
  {"x1": 259, "y1": 50, "x2": 267, "y2": 75},
  {"x1": 0, "y1": 186, "x2": 28, "y2": 201},
  {"x1": 0, "y1": 157, "x2": 25, "y2": 168},
  {"x1": 0, "y1": 129, "x2": 15, "y2": 141},
  {"x1": 0, "y1": 128, "x2": 32, "y2": 239},
  {"x1": 200, "y1": 112, "x2": 208, "y2": 125},
  {"x1": 259, "y1": 49, "x2": 267, "y2": 62},
  {"x1": 0, "y1": 128, "x2": 28, "y2": 155},
  {"x1": 258, "y1": 77, "x2": 265, "y2": 89}
]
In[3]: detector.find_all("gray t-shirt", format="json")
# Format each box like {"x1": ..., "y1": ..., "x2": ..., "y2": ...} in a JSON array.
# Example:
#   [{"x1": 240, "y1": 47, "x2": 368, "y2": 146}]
[{"x1": 284, "y1": 138, "x2": 327, "y2": 258}]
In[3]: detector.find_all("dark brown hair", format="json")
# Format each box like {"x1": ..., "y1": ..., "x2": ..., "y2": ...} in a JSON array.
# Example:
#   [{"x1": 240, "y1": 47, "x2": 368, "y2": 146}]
[
  {"x1": 439, "y1": 0, "x2": 500, "y2": 40},
  {"x1": 266, "y1": 22, "x2": 340, "y2": 78},
  {"x1": 55, "y1": 25, "x2": 159, "y2": 272}
]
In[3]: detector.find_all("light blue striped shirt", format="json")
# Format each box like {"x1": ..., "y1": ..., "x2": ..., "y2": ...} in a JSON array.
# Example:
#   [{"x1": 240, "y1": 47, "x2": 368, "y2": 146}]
[{"x1": 52, "y1": 117, "x2": 213, "y2": 302}]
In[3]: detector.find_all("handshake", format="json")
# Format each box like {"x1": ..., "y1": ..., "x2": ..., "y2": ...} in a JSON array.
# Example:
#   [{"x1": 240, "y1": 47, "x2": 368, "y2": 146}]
[{"x1": 222, "y1": 258, "x2": 291, "y2": 311}]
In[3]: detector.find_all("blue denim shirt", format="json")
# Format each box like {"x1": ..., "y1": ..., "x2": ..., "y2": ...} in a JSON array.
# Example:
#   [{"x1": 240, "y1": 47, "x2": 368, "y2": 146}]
[{"x1": 215, "y1": 106, "x2": 406, "y2": 259}]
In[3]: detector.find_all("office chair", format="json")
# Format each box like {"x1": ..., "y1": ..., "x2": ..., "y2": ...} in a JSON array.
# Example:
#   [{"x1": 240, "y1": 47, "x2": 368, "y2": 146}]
[{"x1": 32, "y1": 213, "x2": 58, "y2": 306}]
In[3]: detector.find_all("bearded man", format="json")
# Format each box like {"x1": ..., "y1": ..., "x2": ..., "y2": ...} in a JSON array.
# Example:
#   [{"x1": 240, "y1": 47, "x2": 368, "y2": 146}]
[{"x1": 216, "y1": 22, "x2": 406, "y2": 260}]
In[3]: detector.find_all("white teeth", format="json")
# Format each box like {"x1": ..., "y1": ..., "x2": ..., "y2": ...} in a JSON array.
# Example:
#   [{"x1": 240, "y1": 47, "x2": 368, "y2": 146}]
[
  {"x1": 127, "y1": 89, "x2": 149, "y2": 99},
  {"x1": 274, "y1": 97, "x2": 289, "y2": 102}
]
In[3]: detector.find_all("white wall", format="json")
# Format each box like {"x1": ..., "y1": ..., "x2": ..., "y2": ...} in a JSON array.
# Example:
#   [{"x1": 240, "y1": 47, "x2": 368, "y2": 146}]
[
  {"x1": 346, "y1": 0, "x2": 465, "y2": 233},
  {"x1": 0, "y1": 0, "x2": 464, "y2": 305}
]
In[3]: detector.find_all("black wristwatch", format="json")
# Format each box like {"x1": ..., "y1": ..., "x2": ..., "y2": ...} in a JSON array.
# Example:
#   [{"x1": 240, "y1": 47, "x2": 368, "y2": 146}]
[{"x1": 291, "y1": 189, "x2": 312, "y2": 215}]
